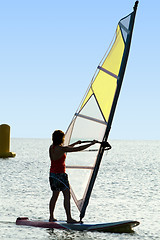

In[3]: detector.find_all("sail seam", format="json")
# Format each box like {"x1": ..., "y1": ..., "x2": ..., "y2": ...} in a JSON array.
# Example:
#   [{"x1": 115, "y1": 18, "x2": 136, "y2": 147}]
[
  {"x1": 97, "y1": 66, "x2": 118, "y2": 79},
  {"x1": 75, "y1": 113, "x2": 107, "y2": 125}
]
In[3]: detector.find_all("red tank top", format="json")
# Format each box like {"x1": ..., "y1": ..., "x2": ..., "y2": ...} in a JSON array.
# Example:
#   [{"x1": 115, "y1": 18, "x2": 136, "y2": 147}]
[{"x1": 50, "y1": 145, "x2": 66, "y2": 173}]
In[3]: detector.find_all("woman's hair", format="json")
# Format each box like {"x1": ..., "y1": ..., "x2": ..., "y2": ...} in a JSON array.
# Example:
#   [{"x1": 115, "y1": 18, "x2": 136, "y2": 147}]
[{"x1": 52, "y1": 130, "x2": 65, "y2": 145}]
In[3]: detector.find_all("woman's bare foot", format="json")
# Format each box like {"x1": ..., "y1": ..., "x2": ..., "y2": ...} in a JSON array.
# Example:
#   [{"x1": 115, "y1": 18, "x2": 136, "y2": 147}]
[
  {"x1": 67, "y1": 218, "x2": 80, "y2": 224},
  {"x1": 49, "y1": 218, "x2": 57, "y2": 222}
]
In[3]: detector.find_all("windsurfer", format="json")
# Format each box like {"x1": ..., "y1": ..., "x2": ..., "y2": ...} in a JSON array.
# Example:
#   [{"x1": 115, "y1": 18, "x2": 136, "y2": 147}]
[{"x1": 49, "y1": 130, "x2": 98, "y2": 223}]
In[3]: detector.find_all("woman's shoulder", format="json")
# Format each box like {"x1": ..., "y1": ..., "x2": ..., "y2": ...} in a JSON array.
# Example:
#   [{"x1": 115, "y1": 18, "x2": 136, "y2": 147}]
[
  {"x1": 49, "y1": 144, "x2": 53, "y2": 148},
  {"x1": 50, "y1": 144, "x2": 63, "y2": 152},
  {"x1": 49, "y1": 144, "x2": 55, "y2": 151}
]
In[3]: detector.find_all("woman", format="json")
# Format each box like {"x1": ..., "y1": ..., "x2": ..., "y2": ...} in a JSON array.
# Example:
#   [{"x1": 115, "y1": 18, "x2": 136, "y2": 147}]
[{"x1": 49, "y1": 130, "x2": 98, "y2": 223}]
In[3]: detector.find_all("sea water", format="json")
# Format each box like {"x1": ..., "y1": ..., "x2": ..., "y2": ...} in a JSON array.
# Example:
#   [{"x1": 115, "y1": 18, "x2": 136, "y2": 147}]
[{"x1": 0, "y1": 139, "x2": 159, "y2": 240}]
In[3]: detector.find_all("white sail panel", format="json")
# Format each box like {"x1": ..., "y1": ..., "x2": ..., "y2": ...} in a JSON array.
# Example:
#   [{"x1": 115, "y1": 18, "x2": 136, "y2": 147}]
[{"x1": 65, "y1": 113, "x2": 106, "y2": 209}]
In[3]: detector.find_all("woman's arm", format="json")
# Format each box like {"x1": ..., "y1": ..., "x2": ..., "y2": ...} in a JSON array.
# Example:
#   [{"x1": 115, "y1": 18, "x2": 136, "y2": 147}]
[
  {"x1": 68, "y1": 140, "x2": 81, "y2": 147},
  {"x1": 60, "y1": 140, "x2": 98, "y2": 153}
]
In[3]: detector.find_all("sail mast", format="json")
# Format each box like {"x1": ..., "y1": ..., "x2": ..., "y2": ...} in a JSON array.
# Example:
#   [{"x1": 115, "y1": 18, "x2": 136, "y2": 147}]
[{"x1": 80, "y1": 1, "x2": 139, "y2": 221}]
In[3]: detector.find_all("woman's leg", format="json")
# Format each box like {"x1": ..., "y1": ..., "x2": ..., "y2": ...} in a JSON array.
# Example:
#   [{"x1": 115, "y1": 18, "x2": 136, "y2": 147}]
[
  {"x1": 62, "y1": 188, "x2": 78, "y2": 223},
  {"x1": 49, "y1": 190, "x2": 59, "y2": 221}
]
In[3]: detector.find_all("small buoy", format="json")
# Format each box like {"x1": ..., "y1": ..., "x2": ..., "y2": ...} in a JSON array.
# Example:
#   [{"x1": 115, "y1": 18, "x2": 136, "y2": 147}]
[{"x1": 0, "y1": 124, "x2": 16, "y2": 158}]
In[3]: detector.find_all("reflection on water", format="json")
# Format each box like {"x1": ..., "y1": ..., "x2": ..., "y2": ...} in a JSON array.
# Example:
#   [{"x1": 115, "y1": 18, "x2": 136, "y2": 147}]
[
  {"x1": 47, "y1": 229, "x2": 93, "y2": 240},
  {"x1": 0, "y1": 139, "x2": 160, "y2": 240}
]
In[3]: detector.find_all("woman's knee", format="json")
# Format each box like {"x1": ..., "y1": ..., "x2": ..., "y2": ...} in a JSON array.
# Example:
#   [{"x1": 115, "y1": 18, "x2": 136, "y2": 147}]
[{"x1": 63, "y1": 189, "x2": 71, "y2": 198}]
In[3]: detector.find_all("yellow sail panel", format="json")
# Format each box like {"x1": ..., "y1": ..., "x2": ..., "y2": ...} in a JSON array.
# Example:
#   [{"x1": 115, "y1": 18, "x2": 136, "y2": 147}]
[
  {"x1": 92, "y1": 71, "x2": 117, "y2": 121},
  {"x1": 102, "y1": 25, "x2": 125, "y2": 75},
  {"x1": 80, "y1": 72, "x2": 116, "y2": 122},
  {"x1": 80, "y1": 25, "x2": 125, "y2": 122}
]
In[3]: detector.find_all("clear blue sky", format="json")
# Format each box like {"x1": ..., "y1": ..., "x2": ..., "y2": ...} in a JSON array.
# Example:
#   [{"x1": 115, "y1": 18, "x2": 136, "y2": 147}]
[{"x1": 0, "y1": 0, "x2": 159, "y2": 140}]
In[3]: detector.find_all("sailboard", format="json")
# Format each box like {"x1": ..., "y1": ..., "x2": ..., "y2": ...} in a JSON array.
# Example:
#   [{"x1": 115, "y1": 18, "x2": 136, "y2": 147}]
[
  {"x1": 16, "y1": 217, "x2": 139, "y2": 233},
  {"x1": 16, "y1": 1, "x2": 140, "y2": 233}
]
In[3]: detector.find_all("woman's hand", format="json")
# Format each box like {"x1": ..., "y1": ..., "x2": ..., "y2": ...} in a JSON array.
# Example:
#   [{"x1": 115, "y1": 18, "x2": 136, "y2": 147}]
[{"x1": 91, "y1": 140, "x2": 98, "y2": 144}]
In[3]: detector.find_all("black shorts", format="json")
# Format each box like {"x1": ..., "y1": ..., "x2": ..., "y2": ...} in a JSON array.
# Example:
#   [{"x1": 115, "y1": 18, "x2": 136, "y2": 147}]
[{"x1": 49, "y1": 173, "x2": 70, "y2": 192}]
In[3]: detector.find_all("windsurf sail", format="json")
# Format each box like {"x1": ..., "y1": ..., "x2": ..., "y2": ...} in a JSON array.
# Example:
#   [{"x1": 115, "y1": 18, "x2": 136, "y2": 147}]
[{"x1": 64, "y1": 1, "x2": 139, "y2": 221}]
